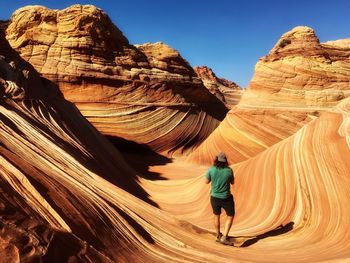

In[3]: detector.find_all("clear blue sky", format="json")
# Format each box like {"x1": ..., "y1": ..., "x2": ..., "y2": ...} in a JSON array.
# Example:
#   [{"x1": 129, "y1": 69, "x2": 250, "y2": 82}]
[{"x1": 1, "y1": 0, "x2": 349, "y2": 87}]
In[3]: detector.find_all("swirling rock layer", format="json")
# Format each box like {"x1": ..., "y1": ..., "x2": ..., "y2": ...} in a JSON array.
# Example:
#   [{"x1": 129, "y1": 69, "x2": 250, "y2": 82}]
[
  {"x1": 0, "y1": 29, "x2": 227, "y2": 262},
  {"x1": 141, "y1": 97, "x2": 350, "y2": 262},
  {"x1": 2, "y1": 7, "x2": 350, "y2": 263},
  {"x1": 6, "y1": 5, "x2": 227, "y2": 155},
  {"x1": 189, "y1": 26, "x2": 350, "y2": 164}
]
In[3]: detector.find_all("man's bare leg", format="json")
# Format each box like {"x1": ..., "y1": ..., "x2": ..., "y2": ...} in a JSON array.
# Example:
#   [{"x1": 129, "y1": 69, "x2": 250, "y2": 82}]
[
  {"x1": 222, "y1": 216, "x2": 233, "y2": 241},
  {"x1": 214, "y1": 214, "x2": 221, "y2": 237}
]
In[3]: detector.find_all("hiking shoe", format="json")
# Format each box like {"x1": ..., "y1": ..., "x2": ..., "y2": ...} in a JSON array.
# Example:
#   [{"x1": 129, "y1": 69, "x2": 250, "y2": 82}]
[
  {"x1": 220, "y1": 236, "x2": 233, "y2": 246},
  {"x1": 215, "y1": 232, "x2": 223, "y2": 242}
]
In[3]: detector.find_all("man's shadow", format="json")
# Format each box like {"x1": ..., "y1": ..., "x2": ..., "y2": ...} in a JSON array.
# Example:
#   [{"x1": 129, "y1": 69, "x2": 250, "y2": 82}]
[{"x1": 234, "y1": 222, "x2": 294, "y2": 247}]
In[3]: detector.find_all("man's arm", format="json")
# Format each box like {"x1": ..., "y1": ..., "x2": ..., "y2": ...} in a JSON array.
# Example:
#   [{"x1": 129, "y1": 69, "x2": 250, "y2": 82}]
[
  {"x1": 204, "y1": 169, "x2": 211, "y2": 184},
  {"x1": 230, "y1": 169, "x2": 235, "y2": 185}
]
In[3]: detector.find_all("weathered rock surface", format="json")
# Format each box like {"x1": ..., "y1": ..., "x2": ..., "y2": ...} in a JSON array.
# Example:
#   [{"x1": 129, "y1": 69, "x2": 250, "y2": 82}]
[
  {"x1": 189, "y1": 26, "x2": 350, "y2": 164},
  {"x1": 0, "y1": 25, "x2": 227, "y2": 262},
  {"x1": 241, "y1": 26, "x2": 350, "y2": 108},
  {"x1": 194, "y1": 66, "x2": 242, "y2": 108},
  {"x1": 2, "y1": 6, "x2": 350, "y2": 263},
  {"x1": 1, "y1": 25, "x2": 146, "y2": 261},
  {"x1": 143, "y1": 97, "x2": 350, "y2": 262},
  {"x1": 6, "y1": 5, "x2": 228, "y2": 155},
  {"x1": 135, "y1": 42, "x2": 195, "y2": 76}
]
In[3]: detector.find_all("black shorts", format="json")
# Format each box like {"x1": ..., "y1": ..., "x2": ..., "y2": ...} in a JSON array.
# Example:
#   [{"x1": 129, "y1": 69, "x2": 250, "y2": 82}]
[{"x1": 210, "y1": 195, "x2": 235, "y2": 216}]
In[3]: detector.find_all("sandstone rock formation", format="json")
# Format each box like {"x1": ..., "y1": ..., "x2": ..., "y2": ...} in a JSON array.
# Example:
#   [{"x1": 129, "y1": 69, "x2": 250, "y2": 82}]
[
  {"x1": 0, "y1": 25, "x2": 227, "y2": 262},
  {"x1": 142, "y1": 97, "x2": 350, "y2": 262},
  {"x1": 194, "y1": 66, "x2": 242, "y2": 108},
  {"x1": 6, "y1": 5, "x2": 228, "y2": 156},
  {"x1": 0, "y1": 24, "x2": 145, "y2": 261},
  {"x1": 241, "y1": 26, "x2": 350, "y2": 108},
  {"x1": 2, "y1": 5, "x2": 350, "y2": 263},
  {"x1": 189, "y1": 26, "x2": 350, "y2": 164},
  {"x1": 135, "y1": 42, "x2": 194, "y2": 76}
]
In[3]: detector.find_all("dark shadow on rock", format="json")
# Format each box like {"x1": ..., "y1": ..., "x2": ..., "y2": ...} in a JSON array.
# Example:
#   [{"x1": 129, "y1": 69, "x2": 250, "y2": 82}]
[
  {"x1": 43, "y1": 230, "x2": 114, "y2": 263},
  {"x1": 107, "y1": 136, "x2": 171, "y2": 180},
  {"x1": 239, "y1": 222, "x2": 294, "y2": 247},
  {"x1": 114, "y1": 205, "x2": 155, "y2": 244}
]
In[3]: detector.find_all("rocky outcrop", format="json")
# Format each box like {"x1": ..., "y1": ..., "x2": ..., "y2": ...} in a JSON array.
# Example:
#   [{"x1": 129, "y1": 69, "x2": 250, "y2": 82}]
[
  {"x1": 135, "y1": 42, "x2": 195, "y2": 76},
  {"x1": 194, "y1": 66, "x2": 242, "y2": 108},
  {"x1": 189, "y1": 26, "x2": 350, "y2": 164},
  {"x1": 6, "y1": 5, "x2": 228, "y2": 156},
  {"x1": 241, "y1": 26, "x2": 350, "y2": 108},
  {"x1": 323, "y1": 39, "x2": 350, "y2": 48}
]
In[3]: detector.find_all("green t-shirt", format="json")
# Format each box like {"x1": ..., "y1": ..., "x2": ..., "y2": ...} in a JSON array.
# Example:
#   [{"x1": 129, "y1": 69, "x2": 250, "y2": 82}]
[{"x1": 205, "y1": 166, "x2": 233, "y2": 199}]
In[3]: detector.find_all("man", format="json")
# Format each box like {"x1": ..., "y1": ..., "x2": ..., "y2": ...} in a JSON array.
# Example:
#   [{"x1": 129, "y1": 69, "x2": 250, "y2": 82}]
[{"x1": 205, "y1": 152, "x2": 235, "y2": 245}]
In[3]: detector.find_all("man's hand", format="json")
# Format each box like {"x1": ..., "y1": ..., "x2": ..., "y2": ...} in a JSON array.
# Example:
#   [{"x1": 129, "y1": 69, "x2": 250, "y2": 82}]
[{"x1": 204, "y1": 178, "x2": 210, "y2": 184}]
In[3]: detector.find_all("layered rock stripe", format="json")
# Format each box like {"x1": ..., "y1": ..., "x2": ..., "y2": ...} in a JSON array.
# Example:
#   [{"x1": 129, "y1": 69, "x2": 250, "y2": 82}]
[
  {"x1": 0, "y1": 32, "x2": 229, "y2": 262},
  {"x1": 6, "y1": 5, "x2": 228, "y2": 156},
  {"x1": 189, "y1": 26, "x2": 350, "y2": 165},
  {"x1": 142, "y1": 97, "x2": 350, "y2": 262},
  {"x1": 1, "y1": 4, "x2": 350, "y2": 263}
]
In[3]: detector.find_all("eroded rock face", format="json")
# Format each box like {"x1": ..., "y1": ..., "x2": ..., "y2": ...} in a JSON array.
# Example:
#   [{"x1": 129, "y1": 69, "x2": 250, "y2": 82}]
[
  {"x1": 135, "y1": 42, "x2": 195, "y2": 76},
  {"x1": 241, "y1": 26, "x2": 350, "y2": 108},
  {"x1": 142, "y1": 97, "x2": 350, "y2": 262},
  {"x1": 6, "y1": 5, "x2": 228, "y2": 155},
  {"x1": 0, "y1": 21, "x2": 58, "y2": 101},
  {"x1": 194, "y1": 66, "x2": 242, "y2": 108},
  {"x1": 2, "y1": 6, "x2": 350, "y2": 262},
  {"x1": 1, "y1": 23, "x2": 148, "y2": 261},
  {"x1": 189, "y1": 26, "x2": 350, "y2": 164},
  {"x1": 0, "y1": 26, "x2": 220, "y2": 262}
]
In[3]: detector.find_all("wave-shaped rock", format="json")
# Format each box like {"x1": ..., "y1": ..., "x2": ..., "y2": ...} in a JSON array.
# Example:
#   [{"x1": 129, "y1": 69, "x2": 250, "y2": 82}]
[
  {"x1": 189, "y1": 26, "x2": 350, "y2": 164},
  {"x1": 1, "y1": 28, "x2": 212, "y2": 262},
  {"x1": 6, "y1": 5, "x2": 228, "y2": 155},
  {"x1": 3, "y1": 6, "x2": 350, "y2": 262},
  {"x1": 142, "y1": 97, "x2": 350, "y2": 262},
  {"x1": 0, "y1": 43, "x2": 249, "y2": 263},
  {"x1": 194, "y1": 66, "x2": 242, "y2": 108}
]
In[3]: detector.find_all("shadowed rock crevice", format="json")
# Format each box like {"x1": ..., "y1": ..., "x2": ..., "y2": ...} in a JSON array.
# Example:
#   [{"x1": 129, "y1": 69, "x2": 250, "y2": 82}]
[
  {"x1": 107, "y1": 136, "x2": 170, "y2": 181},
  {"x1": 113, "y1": 205, "x2": 155, "y2": 244}
]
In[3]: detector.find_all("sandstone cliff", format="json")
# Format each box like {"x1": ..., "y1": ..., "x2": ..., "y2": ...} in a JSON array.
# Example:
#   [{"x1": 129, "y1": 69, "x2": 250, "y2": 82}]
[
  {"x1": 6, "y1": 5, "x2": 228, "y2": 156},
  {"x1": 194, "y1": 66, "x2": 242, "y2": 108},
  {"x1": 189, "y1": 26, "x2": 350, "y2": 164}
]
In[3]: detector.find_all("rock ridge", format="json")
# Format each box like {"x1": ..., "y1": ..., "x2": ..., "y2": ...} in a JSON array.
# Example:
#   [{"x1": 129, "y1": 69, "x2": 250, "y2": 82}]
[{"x1": 194, "y1": 66, "x2": 242, "y2": 108}]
